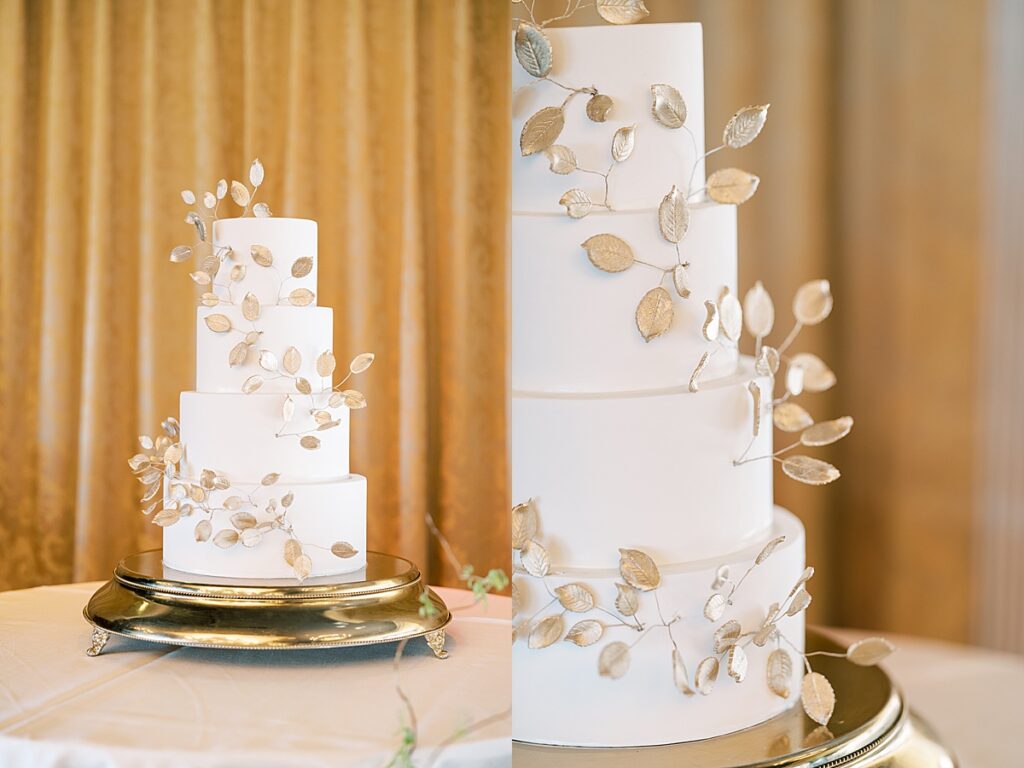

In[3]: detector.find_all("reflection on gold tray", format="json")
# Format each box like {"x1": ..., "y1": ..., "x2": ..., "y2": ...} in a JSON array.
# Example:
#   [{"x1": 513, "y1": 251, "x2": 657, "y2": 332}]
[
  {"x1": 512, "y1": 629, "x2": 957, "y2": 767},
  {"x1": 83, "y1": 550, "x2": 451, "y2": 658}
]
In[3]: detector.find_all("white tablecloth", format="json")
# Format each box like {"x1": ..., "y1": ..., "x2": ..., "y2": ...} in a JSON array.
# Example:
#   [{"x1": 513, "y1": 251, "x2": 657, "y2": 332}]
[{"x1": 0, "y1": 581, "x2": 511, "y2": 768}]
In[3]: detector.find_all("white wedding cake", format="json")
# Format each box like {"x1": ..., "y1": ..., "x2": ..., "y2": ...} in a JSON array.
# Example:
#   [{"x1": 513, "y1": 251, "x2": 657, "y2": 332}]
[
  {"x1": 131, "y1": 167, "x2": 373, "y2": 582},
  {"x1": 511, "y1": 21, "x2": 808, "y2": 746}
]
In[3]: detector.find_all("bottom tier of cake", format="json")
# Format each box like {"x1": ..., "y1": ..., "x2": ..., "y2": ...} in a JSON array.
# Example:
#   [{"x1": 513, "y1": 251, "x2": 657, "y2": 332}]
[
  {"x1": 512, "y1": 508, "x2": 806, "y2": 747},
  {"x1": 162, "y1": 474, "x2": 367, "y2": 579}
]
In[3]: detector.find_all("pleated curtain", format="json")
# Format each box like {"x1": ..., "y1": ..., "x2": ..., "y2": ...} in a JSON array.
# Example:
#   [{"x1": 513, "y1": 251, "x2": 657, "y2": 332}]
[{"x1": 0, "y1": 0, "x2": 511, "y2": 589}]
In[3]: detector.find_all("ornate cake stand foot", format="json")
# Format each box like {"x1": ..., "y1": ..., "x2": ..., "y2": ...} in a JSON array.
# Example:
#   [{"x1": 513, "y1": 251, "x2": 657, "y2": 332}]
[
  {"x1": 425, "y1": 628, "x2": 448, "y2": 659},
  {"x1": 86, "y1": 627, "x2": 110, "y2": 657}
]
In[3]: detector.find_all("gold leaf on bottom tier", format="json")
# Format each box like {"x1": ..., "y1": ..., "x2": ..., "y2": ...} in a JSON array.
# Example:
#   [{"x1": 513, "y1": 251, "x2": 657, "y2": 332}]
[
  {"x1": 801, "y1": 672, "x2": 836, "y2": 726},
  {"x1": 529, "y1": 614, "x2": 563, "y2": 649},
  {"x1": 555, "y1": 583, "x2": 596, "y2": 612},
  {"x1": 618, "y1": 548, "x2": 661, "y2": 590},
  {"x1": 598, "y1": 641, "x2": 630, "y2": 679},
  {"x1": 635, "y1": 287, "x2": 673, "y2": 342},
  {"x1": 767, "y1": 648, "x2": 793, "y2": 698},
  {"x1": 565, "y1": 620, "x2": 604, "y2": 647}
]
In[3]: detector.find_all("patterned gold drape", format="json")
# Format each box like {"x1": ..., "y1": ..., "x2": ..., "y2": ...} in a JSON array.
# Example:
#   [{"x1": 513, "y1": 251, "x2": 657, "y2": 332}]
[{"x1": 0, "y1": 0, "x2": 511, "y2": 590}]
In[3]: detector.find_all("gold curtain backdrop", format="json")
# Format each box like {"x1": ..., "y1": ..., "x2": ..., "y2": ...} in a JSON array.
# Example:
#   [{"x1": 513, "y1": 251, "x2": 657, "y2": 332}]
[{"x1": 0, "y1": 0, "x2": 511, "y2": 590}]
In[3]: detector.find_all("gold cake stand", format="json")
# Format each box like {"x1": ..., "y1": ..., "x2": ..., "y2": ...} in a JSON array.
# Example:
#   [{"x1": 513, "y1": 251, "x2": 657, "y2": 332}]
[
  {"x1": 512, "y1": 630, "x2": 957, "y2": 767},
  {"x1": 83, "y1": 550, "x2": 451, "y2": 659}
]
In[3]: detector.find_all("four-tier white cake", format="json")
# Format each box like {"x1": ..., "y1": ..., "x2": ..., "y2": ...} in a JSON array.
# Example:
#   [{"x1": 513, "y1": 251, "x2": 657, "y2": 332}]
[{"x1": 511, "y1": 22, "x2": 807, "y2": 746}]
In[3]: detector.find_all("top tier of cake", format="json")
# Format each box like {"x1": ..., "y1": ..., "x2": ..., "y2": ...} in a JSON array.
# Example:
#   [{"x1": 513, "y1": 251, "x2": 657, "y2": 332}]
[{"x1": 512, "y1": 22, "x2": 706, "y2": 214}]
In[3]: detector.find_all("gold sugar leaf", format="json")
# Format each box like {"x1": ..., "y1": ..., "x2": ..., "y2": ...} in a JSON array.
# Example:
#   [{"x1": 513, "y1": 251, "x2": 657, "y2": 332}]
[
  {"x1": 719, "y1": 288, "x2": 743, "y2": 341},
  {"x1": 727, "y1": 644, "x2": 748, "y2": 682},
  {"x1": 707, "y1": 168, "x2": 760, "y2": 205},
  {"x1": 216, "y1": 179, "x2": 227, "y2": 199},
  {"x1": 658, "y1": 186, "x2": 689, "y2": 244},
  {"x1": 748, "y1": 381, "x2": 762, "y2": 436},
  {"x1": 203, "y1": 191, "x2": 216, "y2": 209},
  {"x1": 618, "y1": 548, "x2": 661, "y2": 591},
  {"x1": 194, "y1": 519, "x2": 212, "y2": 542},
  {"x1": 743, "y1": 281, "x2": 775, "y2": 338},
  {"x1": 672, "y1": 649, "x2": 696, "y2": 695},
  {"x1": 294, "y1": 377, "x2": 312, "y2": 395},
  {"x1": 258, "y1": 350, "x2": 279, "y2": 371},
  {"x1": 314, "y1": 410, "x2": 332, "y2": 425},
  {"x1": 511, "y1": 500, "x2": 538, "y2": 550},
  {"x1": 514, "y1": 22, "x2": 552, "y2": 78},
  {"x1": 213, "y1": 475, "x2": 230, "y2": 490},
  {"x1": 281, "y1": 491, "x2": 294, "y2": 508},
  {"x1": 284, "y1": 539, "x2": 302, "y2": 566},
  {"x1": 773, "y1": 402, "x2": 813, "y2": 432},
  {"x1": 713, "y1": 619, "x2": 742, "y2": 653},
  {"x1": 289, "y1": 288, "x2": 315, "y2": 306},
  {"x1": 240, "y1": 527, "x2": 263, "y2": 548},
  {"x1": 189, "y1": 212, "x2": 207, "y2": 240},
  {"x1": 581, "y1": 233, "x2": 634, "y2": 273},
  {"x1": 636, "y1": 287, "x2": 673, "y2": 342},
  {"x1": 331, "y1": 541, "x2": 359, "y2": 558},
  {"x1": 199, "y1": 469, "x2": 215, "y2": 489},
  {"x1": 163, "y1": 443, "x2": 182, "y2": 464},
  {"x1": 261, "y1": 472, "x2": 280, "y2": 486},
  {"x1": 520, "y1": 106, "x2": 565, "y2": 156},
  {"x1": 586, "y1": 93, "x2": 613, "y2": 122},
  {"x1": 711, "y1": 565, "x2": 730, "y2": 590},
  {"x1": 801, "y1": 672, "x2": 836, "y2": 726},
  {"x1": 790, "y1": 566, "x2": 816, "y2": 597},
  {"x1": 245, "y1": 330, "x2": 262, "y2": 344},
  {"x1": 204, "y1": 314, "x2": 232, "y2": 333},
  {"x1": 544, "y1": 145, "x2": 577, "y2": 175},
  {"x1": 249, "y1": 157, "x2": 264, "y2": 187},
  {"x1": 767, "y1": 648, "x2": 793, "y2": 698},
  {"x1": 555, "y1": 583, "x2": 596, "y2": 612},
  {"x1": 214, "y1": 529, "x2": 239, "y2": 548},
  {"x1": 189, "y1": 271, "x2": 211, "y2": 286},
  {"x1": 282, "y1": 396, "x2": 295, "y2": 423},
  {"x1": 350, "y1": 352, "x2": 375, "y2": 374},
  {"x1": 188, "y1": 484, "x2": 206, "y2": 503},
  {"x1": 283, "y1": 347, "x2": 302, "y2": 375},
  {"x1": 253, "y1": 202, "x2": 272, "y2": 217},
  {"x1": 200, "y1": 292, "x2": 219, "y2": 307},
  {"x1": 704, "y1": 592, "x2": 726, "y2": 622},
  {"x1": 152, "y1": 508, "x2": 181, "y2": 527},
  {"x1": 317, "y1": 419, "x2": 341, "y2": 431},
  {"x1": 598, "y1": 641, "x2": 631, "y2": 679},
  {"x1": 755, "y1": 345, "x2": 780, "y2": 376},
  {"x1": 723, "y1": 104, "x2": 770, "y2": 148},
  {"x1": 223, "y1": 495, "x2": 244, "y2": 511},
  {"x1": 786, "y1": 362, "x2": 805, "y2": 397},
  {"x1": 328, "y1": 392, "x2": 344, "y2": 408},
  {"x1": 200, "y1": 256, "x2": 219, "y2": 279},
  {"x1": 672, "y1": 264, "x2": 691, "y2": 298},
  {"x1": 300, "y1": 435, "x2": 321, "y2": 450},
  {"x1": 228, "y1": 341, "x2": 249, "y2": 367},
  {"x1": 782, "y1": 455, "x2": 841, "y2": 485},
  {"x1": 611, "y1": 124, "x2": 637, "y2": 163},
  {"x1": 251, "y1": 244, "x2": 273, "y2": 267},
  {"x1": 529, "y1": 614, "x2": 564, "y2": 649},
  {"x1": 754, "y1": 616, "x2": 777, "y2": 647},
  {"x1": 170, "y1": 245, "x2": 192, "y2": 262},
  {"x1": 801, "y1": 416, "x2": 853, "y2": 447},
  {"x1": 695, "y1": 657, "x2": 719, "y2": 695},
  {"x1": 787, "y1": 587, "x2": 812, "y2": 616},
  {"x1": 292, "y1": 257, "x2": 314, "y2": 278},
  {"x1": 242, "y1": 292, "x2": 261, "y2": 321},
  {"x1": 565, "y1": 620, "x2": 604, "y2": 647},
  {"x1": 231, "y1": 512, "x2": 257, "y2": 530},
  {"x1": 689, "y1": 351, "x2": 711, "y2": 393},
  {"x1": 242, "y1": 374, "x2": 264, "y2": 394},
  {"x1": 181, "y1": 189, "x2": 196, "y2": 205},
  {"x1": 559, "y1": 188, "x2": 592, "y2": 219},
  {"x1": 128, "y1": 453, "x2": 149, "y2": 471},
  {"x1": 293, "y1": 553, "x2": 312, "y2": 581},
  {"x1": 650, "y1": 84, "x2": 686, "y2": 129},
  {"x1": 316, "y1": 350, "x2": 336, "y2": 378},
  {"x1": 756, "y1": 535, "x2": 787, "y2": 565},
  {"x1": 789, "y1": 352, "x2": 836, "y2": 392},
  {"x1": 521, "y1": 539, "x2": 550, "y2": 578},
  {"x1": 230, "y1": 180, "x2": 250, "y2": 207},
  {"x1": 615, "y1": 582, "x2": 639, "y2": 616},
  {"x1": 792, "y1": 279, "x2": 833, "y2": 325},
  {"x1": 342, "y1": 389, "x2": 366, "y2": 409},
  {"x1": 595, "y1": 0, "x2": 649, "y2": 25},
  {"x1": 847, "y1": 637, "x2": 895, "y2": 666},
  {"x1": 702, "y1": 300, "x2": 720, "y2": 341}
]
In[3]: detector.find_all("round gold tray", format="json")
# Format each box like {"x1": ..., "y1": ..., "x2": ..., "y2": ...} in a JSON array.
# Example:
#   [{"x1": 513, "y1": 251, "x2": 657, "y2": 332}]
[
  {"x1": 83, "y1": 550, "x2": 451, "y2": 658},
  {"x1": 512, "y1": 630, "x2": 957, "y2": 767}
]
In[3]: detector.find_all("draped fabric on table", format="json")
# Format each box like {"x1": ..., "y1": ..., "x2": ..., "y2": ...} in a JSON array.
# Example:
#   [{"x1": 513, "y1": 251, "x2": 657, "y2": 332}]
[{"x1": 0, "y1": 0, "x2": 511, "y2": 590}]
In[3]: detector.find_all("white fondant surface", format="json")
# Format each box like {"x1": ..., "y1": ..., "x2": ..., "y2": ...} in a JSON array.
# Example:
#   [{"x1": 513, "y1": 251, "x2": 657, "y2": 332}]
[
  {"x1": 212, "y1": 218, "x2": 318, "y2": 306},
  {"x1": 513, "y1": 23, "x2": 706, "y2": 213},
  {"x1": 162, "y1": 475, "x2": 367, "y2": 579},
  {"x1": 512, "y1": 203, "x2": 738, "y2": 393},
  {"x1": 195, "y1": 305, "x2": 334, "y2": 394},
  {"x1": 179, "y1": 391, "x2": 350, "y2": 482},
  {"x1": 511, "y1": 362, "x2": 772, "y2": 569},
  {"x1": 512, "y1": 509, "x2": 806, "y2": 746}
]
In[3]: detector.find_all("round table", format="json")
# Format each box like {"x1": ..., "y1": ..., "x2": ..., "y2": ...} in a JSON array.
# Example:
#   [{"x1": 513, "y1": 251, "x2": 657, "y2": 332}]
[{"x1": 0, "y1": 581, "x2": 511, "y2": 767}]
